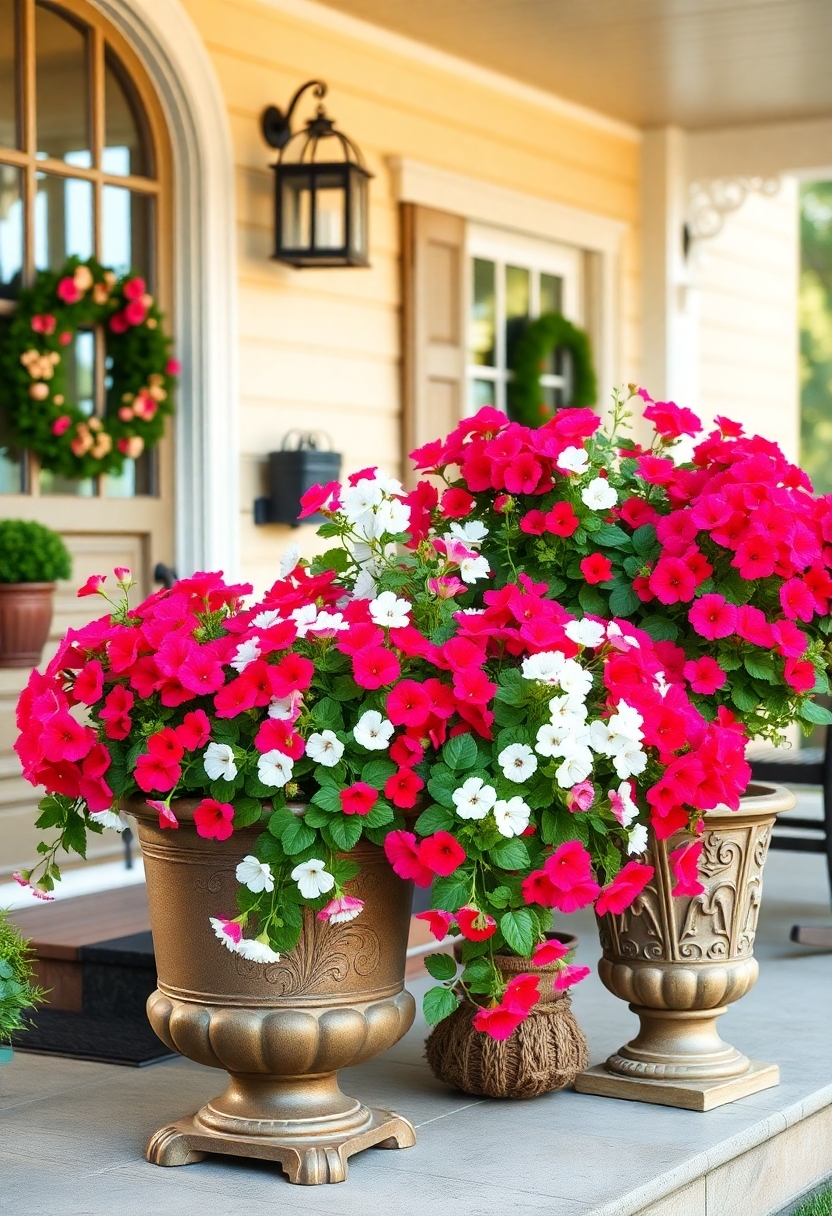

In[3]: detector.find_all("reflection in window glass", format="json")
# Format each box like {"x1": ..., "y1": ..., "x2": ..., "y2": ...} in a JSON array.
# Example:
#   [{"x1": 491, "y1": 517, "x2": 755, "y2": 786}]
[
  {"x1": 0, "y1": 164, "x2": 23, "y2": 298},
  {"x1": 505, "y1": 265, "x2": 530, "y2": 361},
  {"x1": 472, "y1": 380, "x2": 496, "y2": 410},
  {"x1": 36, "y1": 2, "x2": 91, "y2": 166},
  {"x1": 471, "y1": 259, "x2": 496, "y2": 367},
  {"x1": 40, "y1": 468, "x2": 95, "y2": 496},
  {"x1": 106, "y1": 450, "x2": 154, "y2": 497},
  {"x1": 0, "y1": 0, "x2": 16, "y2": 150},
  {"x1": 104, "y1": 51, "x2": 150, "y2": 177},
  {"x1": 102, "y1": 186, "x2": 153, "y2": 281},
  {"x1": 35, "y1": 172, "x2": 93, "y2": 271},
  {"x1": 63, "y1": 330, "x2": 95, "y2": 416},
  {"x1": 540, "y1": 273, "x2": 563, "y2": 315},
  {"x1": 0, "y1": 405, "x2": 22, "y2": 493}
]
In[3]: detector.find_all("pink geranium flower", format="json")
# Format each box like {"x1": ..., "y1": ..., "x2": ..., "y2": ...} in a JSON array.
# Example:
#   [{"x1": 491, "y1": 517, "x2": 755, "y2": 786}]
[
  {"x1": 419, "y1": 831, "x2": 466, "y2": 876},
  {"x1": 688, "y1": 594, "x2": 736, "y2": 640},
  {"x1": 352, "y1": 645, "x2": 401, "y2": 689},
  {"x1": 193, "y1": 798, "x2": 235, "y2": 840},
  {"x1": 580, "y1": 553, "x2": 613, "y2": 584},
  {"x1": 386, "y1": 680, "x2": 432, "y2": 728},
  {"x1": 546, "y1": 501, "x2": 580, "y2": 536},
  {"x1": 339, "y1": 782, "x2": 379, "y2": 815},
  {"x1": 384, "y1": 767, "x2": 424, "y2": 809}
]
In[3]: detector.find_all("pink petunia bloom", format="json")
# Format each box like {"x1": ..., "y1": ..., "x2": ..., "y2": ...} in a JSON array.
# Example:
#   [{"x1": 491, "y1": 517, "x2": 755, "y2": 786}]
[
  {"x1": 648, "y1": 557, "x2": 697, "y2": 605},
  {"x1": 521, "y1": 868, "x2": 559, "y2": 907},
  {"x1": 254, "y1": 717, "x2": 305, "y2": 759},
  {"x1": 779, "y1": 578, "x2": 816, "y2": 623},
  {"x1": 553, "y1": 964, "x2": 591, "y2": 991},
  {"x1": 52, "y1": 415, "x2": 72, "y2": 436},
  {"x1": 384, "y1": 829, "x2": 433, "y2": 887},
  {"x1": 298, "y1": 480, "x2": 341, "y2": 519},
  {"x1": 619, "y1": 497, "x2": 659, "y2": 529},
  {"x1": 384, "y1": 766, "x2": 424, "y2": 809},
  {"x1": 683, "y1": 656, "x2": 727, "y2": 695},
  {"x1": 456, "y1": 906, "x2": 497, "y2": 941},
  {"x1": 452, "y1": 667, "x2": 497, "y2": 706},
  {"x1": 146, "y1": 799, "x2": 179, "y2": 830},
  {"x1": 339, "y1": 782, "x2": 379, "y2": 816},
  {"x1": 175, "y1": 709, "x2": 211, "y2": 751},
  {"x1": 669, "y1": 840, "x2": 704, "y2": 897},
  {"x1": 415, "y1": 909, "x2": 454, "y2": 940},
  {"x1": 56, "y1": 276, "x2": 81, "y2": 303},
  {"x1": 428, "y1": 575, "x2": 466, "y2": 599},
  {"x1": 147, "y1": 727, "x2": 184, "y2": 764},
  {"x1": 771, "y1": 619, "x2": 808, "y2": 658},
  {"x1": 213, "y1": 675, "x2": 259, "y2": 718},
  {"x1": 99, "y1": 685, "x2": 134, "y2": 740},
  {"x1": 270, "y1": 653, "x2": 315, "y2": 698},
  {"x1": 784, "y1": 656, "x2": 816, "y2": 692},
  {"x1": 317, "y1": 896, "x2": 365, "y2": 924},
  {"x1": 547, "y1": 877, "x2": 602, "y2": 914},
  {"x1": 352, "y1": 645, "x2": 401, "y2": 689},
  {"x1": 580, "y1": 553, "x2": 613, "y2": 584},
  {"x1": 193, "y1": 798, "x2": 235, "y2": 840},
  {"x1": 210, "y1": 916, "x2": 242, "y2": 944},
  {"x1": 77, "y1": 574, "x2": 106, "y2": 598},
  {"x1": 419, "y1": 830, "x2": 465, "y2": 876},
  {"x1": 40, "y1": 711, "x2": 95, "y2": 762},
  {"x1": 544, "y1": 840, "x2": 594, "y2": 890},
  {"x1": 688, "y1": 594, "x2": 736, "y2": 641},
  {"x1": 134, "y1": 751, "x2": 180, "y2": 793},
  {"x1": 546, "y1": 501, "x2": 580, "y2": 536},
  {"x1": 390, "y1": 734, "x2": 425, "y2": 767},
  {"x1": 472, "y1": 1005, "x2": 524, "y2": 1040},
  {"x1": 595, "y1": 861, "x2": 655, "y2": 917},
  {"x1": 387, "y1": 680, "x2": 432, "y2": 728},
  {"x1": 441, "y1": 487, "x2": 476, "y2": 518},
  {"x1": 532, "y1": 939, "x2": 569, "y2": 966},
  {"x1": 732, "y1": 533, "x2": 777, "y2": 579},
  {"x1": 735, "y1": 605, "x2": 774, "y2": 648},
  {"x1": 566, "y1": 780, "x2": 595, "y2": 812},
  {"x1": 520, "y1": 509, "x2": 548, "y2": 536},
  {"x1": 73, "y1": 660, "x2": 104, "y2": 705},
  {"x1": 502, "y1": 974, "x2": 541, "y2": 1015},
  {"x1": 644, "y1": 399, "x2": 701, "y2": 440},
  {"x1": 178, "y1": 646, "x2": 226, "y2": 695}
]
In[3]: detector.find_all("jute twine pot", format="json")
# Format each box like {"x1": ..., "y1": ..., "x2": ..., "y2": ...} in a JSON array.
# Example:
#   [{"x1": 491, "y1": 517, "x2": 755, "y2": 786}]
[{"x1": 425, "y1": 936, "x2": 589, "y2": 1099}]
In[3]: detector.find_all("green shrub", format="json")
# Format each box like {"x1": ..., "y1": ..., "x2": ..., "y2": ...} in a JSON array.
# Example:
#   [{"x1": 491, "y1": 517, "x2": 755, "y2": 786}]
[
  {"x1": 0, "y1": 910, "x2": 46, "y2": 1044},
  {"x1": 0, "y1": 519, "x2": 71, "y2": 583}
]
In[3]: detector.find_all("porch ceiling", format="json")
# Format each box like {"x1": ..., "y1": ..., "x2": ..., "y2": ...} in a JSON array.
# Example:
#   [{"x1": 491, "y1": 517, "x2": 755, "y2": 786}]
[{"x1": 317, "y1": 0, "x2": 832, "y2": 131}]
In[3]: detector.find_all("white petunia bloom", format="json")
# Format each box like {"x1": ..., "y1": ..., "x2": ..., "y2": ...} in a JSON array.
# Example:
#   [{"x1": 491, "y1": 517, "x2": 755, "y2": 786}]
[
  {"x1": 555, "y1": 746, "x2": 594, "y2": 789},
  {"x1": 374, "y1": 497, "x2": 411, "y2": 537},
  {"x1": 589, "y1": 719, "x2": 617, "y2": 756},
  {"x1": 353, "y1": 709, "x2": 395, "y2": 751},
  {"x1": 377, "y1": 474, "x2": 405, "y2": 497},
  {"x1": 309, "y1": 610, "x2": 347, "y2": 636},
  {"x1": 606, "y1": 621, "x2": 640, "y2": 649},
  {"x1": 445, "y1": 520, "x2": 489, "y2": 548},
  {"x1": 535, "y1": 723, "x2": 562, "y2": 758},
  {"x1": 204, "y1": 742, "x2": 237, "y2": 782},
  {"x1": 369, "y1": 591, "x2": 412, "y2": 629},
  {"x1": 257, "y1": 750, "x2": 294, "y2": 788},
  {"x1": 342, "y1": 479, "x2": 383, "y2": 522},
  {"x1": 521, "y1": 650, "x2": 566, "y2": 684},
  {"x1": 558, "y1": 659, "x2": 594, "y2": 700},
  {"x1": 231, "y1": 636, "x2": 261, "y2": 673},
  {"x1": 452, "y1": 776, "x2": 498, "y2": 820},
  {"x1": 89, "y1": 809, "x2": 127, "y2": 832},
  {"x1": 279, "y1": 542, "x2": 301, "y2": 578},
  {"x1": 581, "y1": 477, "x2": 618, "y2": 511},
  {"x1": 493, "y1": 796, "x2": 531, "y2": 838},
  {"x1": 234, "y1": 937, "x2": 282, "y2": 963},
  {"x1": 608, "y1": 701, "x2": 644, "y2": 742},
  {"x1": 269, "y1": 691, "x2": 302, "y2": 720},
  {"x1": 291, "y1": 858, "x2": 336, "y2": 899},
  {"x1": 628, "y1": 822, "x2": 649, "y2": 856},
  {"x1": 352, "y1": 567, "x2": 378, "y2": 599},
  {"x1": 549, "y1": 694, "x2": 589, "y2": 729},
  {"x1": 565, "y1": 619, "x2": 606, "y2": 649},
  {"x1": 611, "y1": 781, "x2": 639, "y2": 828},
  {"x1": 252, "y1": 608, "x2": 283, "y2": 630},
  {"x1": 612, "y1": 741, "x2": 647, "y2": 780},
  {"x1": 306, "y1": 730, "x2": 345, "y2": 767},
  {"x1": 291, "y1": 603, "x2": 319, "y2": 638},
  {"x1": 236, "y1": 855, "x2": 275, "y2": 894},
  {"x1": 498, "y1": 743, "x2": 538, "y2": 783},
  {"x1": 556, "y1": 446, "x2": 590, "y2": 475},
  {"x1": 458, "y1": 553, "x2": 491, "y2": 584}
]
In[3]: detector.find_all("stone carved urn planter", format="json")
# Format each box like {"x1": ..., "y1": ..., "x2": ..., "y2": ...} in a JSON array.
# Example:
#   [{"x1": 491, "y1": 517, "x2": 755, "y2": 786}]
[
  {"x1": 575, "y1": 782, "x2": 795, "y2": 1111},
  {"x1": 130, "y1": 799, "x2": 416, "y2": 1184}
]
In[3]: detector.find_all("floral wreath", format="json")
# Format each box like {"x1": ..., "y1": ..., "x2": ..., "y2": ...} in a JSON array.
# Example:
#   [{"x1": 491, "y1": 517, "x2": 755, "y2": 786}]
[
  {"x1": 0, "y1": 256, "x2": 179, "y2": 479},
  {"x1": 508, "y1": 311, "x2": 596, "y2": 428}
]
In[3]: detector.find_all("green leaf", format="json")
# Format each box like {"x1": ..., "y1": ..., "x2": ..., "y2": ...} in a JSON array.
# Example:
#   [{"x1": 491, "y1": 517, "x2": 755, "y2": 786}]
[
  {"x1": 311, "y1": 697, "x2": 344, "y2": 731},
  {"x1": 232, "y1": 796, "x2": 263, "y2": 828},
  {"x1": 329, "y1": 674, "x2": 361, "y2": 701},
  {"x1": 493, "y1": 699, "x2": 526, "y2": 727},
  {"x1": 246, "y1": 773, "x2": 275, "y2": 798},
  {"x1": 730, "y1": 684, "x2": 759, "y2": 713},
  {"x1": 361, "y1": 758, "x2": 396, "y2": 787},
  {"x1": 326, "y1": 816, "x2": 363, "y2": 852},
  {"x1": 427, "y1": 770, "x2": 458, "y2": 808},
  {"x1": 495, "y1": 668, "x2": 527, "y2": 706},
  {"x1": 632, "y1": 524, "x2": 658, "y2": 557},
  {"x1": 34, "y1": 796, "x2": 68, "y2": 831},
  {"x1": 424, "y1": 952, "x2": 457, "y2": 981},
  {"x1": 303, "y1": 805, "x2": 332, "y2": 829},
  {"x1": 443, "y1": 733, "x2": 479, "y2": 771},
  {"x1": 799, "y1": 699, "x2": 832, "y2": 725},
  {"x1": 489, "y1": 838, "x2": 529, "y2": 870},
  {"x1": 282, "y1": 818, "x2": 317, "y2": 856},
  {"x1": 311, "y1": 785, "x2": 342, "y2": 813},
  {"x1": 364, "y1": 801, "x2": 394, "y2": 829},
  {"x1": 268, "y1": 919, "x2": 303, "y2": 954},
  {"x1": 500, "y1": 909, "x2": 535, "y2": 957},
  {"x1": 415, "y1": 804, "x2": 455, "y2": 835},
  {"x1": 640, "y1": 615, "x2": 679, "y2": 642},
  {"x1": 268, "y1": 805, "x2": 300, "y2": 839},
  {"x1": 608, "y1": 583, "x2": 640, "y2": 618},
  {"x1": 488, "y1": 885, "x2": 512, "y2": 909},
  {"x1": 431, "y1": 875, "x2": 468, "y2": 913},
  {"x1": 330, "y1": 857, "x2": 360, "y2": 886},
  {"x1": 744, "y1": 655, "x2": 777, "y2": 683},
  {"x1": 422, "y1": 985, "x2": 459, "y2": 1025},
  {"x1": 210, "y1": 777, "x2": 238, "y2": 803},
  {"x1": 578, "y1": 584, "x2": 606, "y2": 615},
  {"x1": 594, "y1": 522, "x2": 631, "y2": 549}
]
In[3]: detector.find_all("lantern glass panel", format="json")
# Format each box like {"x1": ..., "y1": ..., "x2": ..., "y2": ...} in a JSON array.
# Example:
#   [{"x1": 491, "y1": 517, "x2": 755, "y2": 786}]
[
  {"x1": 281, "y1": 174, "x2": 312, "y2": 250},
  {"x1": 350, "y1": 167, "x2": 368, "y2": 259},
  {"x1": 313, "y1": 172, "x2": 346, "y2": 250}
]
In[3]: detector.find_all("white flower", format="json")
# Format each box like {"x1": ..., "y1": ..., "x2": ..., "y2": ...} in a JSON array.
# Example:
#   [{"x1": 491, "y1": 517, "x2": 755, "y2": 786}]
[
  {"x1": 235, "y1": 855, "x2": 274, "y2": 894},
  {"x1": 458, "y1": 553, "x2": 491, "y2": 584},
  {"x1": 555, "y1": 747, "x2": 594, "y2": 788},
  {"x1": 535, "y1": 723, "x2": 561, "y2": 758},
  {"x1": 291, "y1": 603, "x2": 319, "y2": 638},
  {"x1": 269, "y1": 691, "x2": 302, "y2": 720},
  {"x1": 306, "y1": 730, "x2": 345, "y2": 767},
  {"x1": 353, "y1": 709, "x2": 395, "y2": 750},
  {"x1": 521, "y1": 651, "x2": 566, "y2": 684},
  {"x1": 558, "y1": 659, "x2": 594, "y2": 699},
  {"x1": 606, "y1": 622, "x2": 640, "y2": 649},
  {"x1": 581, "y1": 477, "x2": 618, "y2": 511},
  {"x1": 611, "y1": 781, "x2": 639, "y2": 828},
  {"x1": 231, "y1": 636, "x2": 261, "y2": 672},
  {"x1": 291, "y1": 858, "x2": 336, "y2": 899},
  {"x1": 309, "y1": 610, "x2": 347, "y2": 636},
  {"x1": 654, "y1": 670, "x2": 670, "y2": 698},
  {"x1": 279, "y1": 542, "x2": 301, "y2": 578},
  {"x1": 377, "y1": 474, "x2": 405, "y2": 497},
  {"x1": 353, "y1": 567, "x2": 378, "y2": 599},
  {"x1": 612, "y1": 741, "x2": 647, "y2": 780},
  {"x1": 556, "y1": 445, "x2": 590, "y2": 475},
  {"x1": 369, "y1": 591, "x2": 412, "y2": 629},
  {"x1": 608, "y1": 702, "x2": 644, "y2": 742},
  {"x1": 257, "y1": 750, "x2": 294, "y2": 787},
  {"x1": 565, "y1": 619, "x2": 606, "y2": 649},
  {"x1": 89, "y1": 809, "x2": 126, "y2": 832},
  {"x1": 628, "y1": 823, "x2": 649, "y2": 856},
  {"x1": 549, "y1": 694, "x2": 588, "y2": 729},
  {"x1": 373, "y1": 497, "x2": 411, "y2": 537},
  {"x1": 446, "y1": 520, "x2": 489, "y2": 547},
  {"x1": 493, "y1": 796, "x2": 531, "y2": 838},
  {"x1": 589, "y1": 719, "x2": 617, "y2": 756},
  {"x1": 253, "y1": 608, "x2": 283, "y2": 629},
  {"x1": 204, "y1": 742, "x2": 237, "y2": 782},
  {"x1": 452, "y1": 776, "x2": 498, "y2": 820},
  {"x1": 234, "y1": 937, "x2": 282, "y2": 964},
  {"x1": 342, "y1": 478, "x2": 383, "y2": 522},
  {"x1": 498, "y1": 743, "x2": 538, "y2": 783}
]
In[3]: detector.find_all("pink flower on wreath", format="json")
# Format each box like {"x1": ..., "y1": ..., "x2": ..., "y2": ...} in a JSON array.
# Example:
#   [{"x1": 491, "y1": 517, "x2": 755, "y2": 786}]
[
  {"x1": 165, "y1": 358, "x2": 181, "y2": 376},
  {"x1": 123, "y1": 276, "x2": 146, "y2": 300},
  {"x1": 317, "y1": 895, "x2": 365, "y2": 924},
  {"x1": 51, "y1": 415, "x2": 72, "y2": 436},
  {"x1": 31, "y1": 313, "x2": 56, "y2": 334},
  {"x1": 669, "y1": 840, "x2": 704, "y2": 898},
  {"x1": 124, "y1": 299, "x2": 147, "y2": 326},
  {"x1": 109, "y1": 311, "x2": 129, "y2": 334},
  {"x1": 56, "y1": 277, "x2": 81, "y2": 304},
  {"x1": 193, "y1": 798, "x2": 235, "y2": 841}
]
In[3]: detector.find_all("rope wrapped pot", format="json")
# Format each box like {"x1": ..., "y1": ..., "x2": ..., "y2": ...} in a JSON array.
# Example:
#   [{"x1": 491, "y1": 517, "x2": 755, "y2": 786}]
[{"x1": 425, "y1": 936, "x2": 589, "y2": 1099}]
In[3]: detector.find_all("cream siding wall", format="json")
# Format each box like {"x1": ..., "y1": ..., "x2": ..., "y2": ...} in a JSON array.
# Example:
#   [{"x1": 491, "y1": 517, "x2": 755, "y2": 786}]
[
  {"x1": 695, "y1": 180, "x2": 799, "y2": 460},
  {"x1": 182, "y1": 0, "x2": 641, "y2": 593}
]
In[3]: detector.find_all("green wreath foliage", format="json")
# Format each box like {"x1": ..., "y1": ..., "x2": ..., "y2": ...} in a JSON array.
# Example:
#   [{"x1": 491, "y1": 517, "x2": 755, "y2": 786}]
[
  {"x1": 508, "y1": 311, "x2": 597, "y2": 428},
  {"x1": 0, "y1": 256, "x2": 178, "y2": 479}
]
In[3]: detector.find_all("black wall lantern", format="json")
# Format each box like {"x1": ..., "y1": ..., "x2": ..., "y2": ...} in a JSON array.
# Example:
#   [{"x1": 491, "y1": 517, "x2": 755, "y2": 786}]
[
  {"x1": 261, "y1": 81, "x2": 372, "y2": 268},
  {"x1": 254, "y1": 431, "x2": 342, "y2": 527}
]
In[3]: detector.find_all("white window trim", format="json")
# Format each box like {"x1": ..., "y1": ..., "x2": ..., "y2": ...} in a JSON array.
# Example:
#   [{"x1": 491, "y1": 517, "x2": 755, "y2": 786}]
[{"x1": 92, "y1": 0, "x2": 239, "y2": 578}]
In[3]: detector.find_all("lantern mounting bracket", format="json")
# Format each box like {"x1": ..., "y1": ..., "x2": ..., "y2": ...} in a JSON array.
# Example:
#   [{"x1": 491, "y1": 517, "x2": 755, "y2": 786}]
[{"x1": 261, "y1": 80, "x2": 327, "y2": 150}]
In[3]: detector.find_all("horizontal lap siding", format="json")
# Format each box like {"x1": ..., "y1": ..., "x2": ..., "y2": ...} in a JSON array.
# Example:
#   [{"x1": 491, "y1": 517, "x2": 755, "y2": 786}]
[{"x1": 183, "y1": 0, "x2": 640, "y2": 593}]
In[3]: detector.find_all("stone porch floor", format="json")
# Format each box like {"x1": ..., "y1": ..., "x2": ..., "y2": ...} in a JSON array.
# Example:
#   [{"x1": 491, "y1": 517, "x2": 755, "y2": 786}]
[{"x1": 1, "y1": 801, "x2": 831, "y2": 1216}]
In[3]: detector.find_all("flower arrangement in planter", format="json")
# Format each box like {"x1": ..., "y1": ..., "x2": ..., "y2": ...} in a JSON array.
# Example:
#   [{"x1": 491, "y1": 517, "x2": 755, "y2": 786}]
[
  {"x1": 0, "y1": 910, "x2": 45, "y2": 1064},
  {"x1": 0, "y1": 519, "x2": 71, "y2": 668}
]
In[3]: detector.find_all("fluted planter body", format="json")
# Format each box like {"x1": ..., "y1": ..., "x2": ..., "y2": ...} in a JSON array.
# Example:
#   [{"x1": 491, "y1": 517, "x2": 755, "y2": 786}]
[
  {"x1": 0, "y1": 582, "x2": 54, "y2": 668},
  {"x1": 130, "y1": 799, "x2": 416, "y2": 1183},
  {"x1": 576, "y1": 782, "x2": 795, "y2": 1110}
]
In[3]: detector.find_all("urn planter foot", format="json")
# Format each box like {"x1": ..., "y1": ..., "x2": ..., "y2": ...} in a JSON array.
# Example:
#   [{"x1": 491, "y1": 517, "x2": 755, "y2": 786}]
[
  {"x1": 575, "y1": 1059, "x2": 779, "y2": 1112},
  {"x1": 146, "y1": 1104, "x2": 416, "y2": 1184}
]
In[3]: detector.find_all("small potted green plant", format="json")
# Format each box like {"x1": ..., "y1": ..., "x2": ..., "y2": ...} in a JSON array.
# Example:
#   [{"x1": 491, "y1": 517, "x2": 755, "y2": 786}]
[
  {"x1": 0, "y1": 519, "x2": 71, "y2": 667},
  {"x1": 0, "y1": 910, "x2": 45, "y2": 1064}
]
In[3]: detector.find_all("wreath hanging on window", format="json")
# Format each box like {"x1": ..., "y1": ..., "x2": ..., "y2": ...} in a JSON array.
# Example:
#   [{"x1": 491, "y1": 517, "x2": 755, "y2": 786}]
[
  {"x1": 0, "y1": 256, "x2": 179, "y2": 479},
  {"x1": 507, "y1": 311, "x2": 596, "y2": 428}
]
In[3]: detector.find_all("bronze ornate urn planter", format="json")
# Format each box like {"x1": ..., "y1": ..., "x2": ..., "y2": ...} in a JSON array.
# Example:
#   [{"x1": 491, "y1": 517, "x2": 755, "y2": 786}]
[
  {"x1": 575, "y1": 782, "x2": 795, "y2": 1111},
  {"x1": 130, "y1": 799, "x2": 416, "y2": 1184}
]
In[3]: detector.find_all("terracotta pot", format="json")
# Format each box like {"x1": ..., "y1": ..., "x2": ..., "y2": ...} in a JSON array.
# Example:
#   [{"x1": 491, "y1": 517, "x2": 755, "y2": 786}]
[
  {"x1": 575, "y1": 781, "x2": 796, "y2": 1110},
  {"x1": 426, "y1": 932, "x2": 589, "y2": 1098},
  {"x1": 129, "y1": 798, "x2": 416, "y2": 1184},
  {"x1": 0, "y1": 582, "x2": 54, "y2": 668}
]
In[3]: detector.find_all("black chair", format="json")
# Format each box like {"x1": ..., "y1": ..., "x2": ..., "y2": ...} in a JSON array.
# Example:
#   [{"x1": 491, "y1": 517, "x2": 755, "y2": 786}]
[{"x1": 750, "y1": 731, "x2": 832, "y2": 947}]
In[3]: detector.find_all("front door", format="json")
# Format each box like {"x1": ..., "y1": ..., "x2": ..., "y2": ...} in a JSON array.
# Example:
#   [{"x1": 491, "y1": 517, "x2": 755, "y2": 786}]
[{"x1": 0, "y1": 0, "x2": 175, "y2": 876}]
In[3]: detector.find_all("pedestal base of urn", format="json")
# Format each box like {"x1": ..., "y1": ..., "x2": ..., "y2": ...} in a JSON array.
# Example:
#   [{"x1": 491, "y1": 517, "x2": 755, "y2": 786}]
[
  {"x1": 147, "y1": 1102, "x2": 416, "y2": 1184},
  {"x1": 575, "y1": 1059, "x2": 779, "y2": 1111}
]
